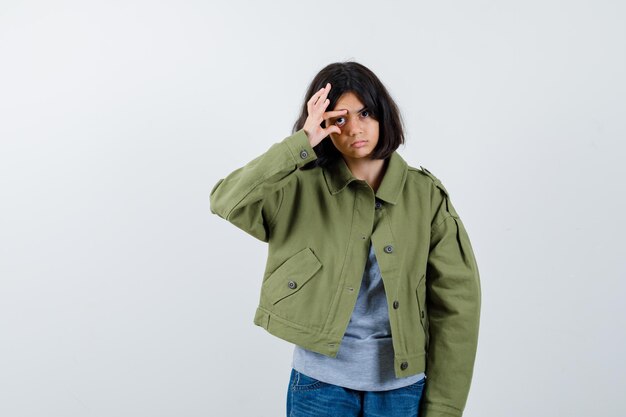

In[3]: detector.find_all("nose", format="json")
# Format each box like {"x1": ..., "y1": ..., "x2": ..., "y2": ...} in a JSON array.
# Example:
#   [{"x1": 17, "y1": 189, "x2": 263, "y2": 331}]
[{"x1": 345, "y1": 116, "x2": 363, "y2": 136}]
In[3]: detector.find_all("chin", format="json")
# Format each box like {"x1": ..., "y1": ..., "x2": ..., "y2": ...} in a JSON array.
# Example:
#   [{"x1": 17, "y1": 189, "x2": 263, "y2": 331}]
[{"x1": 346, "y1": 150, "x2": 373, "y2": 159}]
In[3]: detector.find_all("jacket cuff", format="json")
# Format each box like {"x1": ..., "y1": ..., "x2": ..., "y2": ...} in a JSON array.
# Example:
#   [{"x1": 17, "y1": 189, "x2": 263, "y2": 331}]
[
  {"x1": 281, "y1": 129, "x2": 318, "y2": 166},
  {"x1": 421, "y1": 403, "x2": 463, "y2": 417}
]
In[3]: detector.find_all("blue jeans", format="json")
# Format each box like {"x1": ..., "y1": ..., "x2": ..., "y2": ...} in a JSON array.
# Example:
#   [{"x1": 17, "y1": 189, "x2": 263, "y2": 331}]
[{"x1": 286, "y1": 368, "x2": 425, "y2": 417}]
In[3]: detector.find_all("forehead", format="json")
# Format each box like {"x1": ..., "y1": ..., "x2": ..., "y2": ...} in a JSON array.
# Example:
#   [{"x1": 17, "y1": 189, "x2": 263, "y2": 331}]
[{"x1": 334, "y1": 91, "x2": 365, "y2": 109}]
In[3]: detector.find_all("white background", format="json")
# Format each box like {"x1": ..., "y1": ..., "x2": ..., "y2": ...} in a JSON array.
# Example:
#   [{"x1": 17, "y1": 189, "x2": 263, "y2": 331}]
[{"x1": 1, "y1": 1, "x2": 625, "y2": 416}]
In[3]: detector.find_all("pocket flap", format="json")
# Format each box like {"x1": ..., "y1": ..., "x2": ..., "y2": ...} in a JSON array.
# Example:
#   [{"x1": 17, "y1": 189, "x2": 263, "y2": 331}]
[{"x1": 264, "y1": 247, "x2": 322, "y2": 305}]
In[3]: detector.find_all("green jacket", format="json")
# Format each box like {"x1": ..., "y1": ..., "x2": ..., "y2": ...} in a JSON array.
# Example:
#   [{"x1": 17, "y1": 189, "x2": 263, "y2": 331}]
[{"x1": 209, "y1": 129, "x2": 481, "y2": 417}]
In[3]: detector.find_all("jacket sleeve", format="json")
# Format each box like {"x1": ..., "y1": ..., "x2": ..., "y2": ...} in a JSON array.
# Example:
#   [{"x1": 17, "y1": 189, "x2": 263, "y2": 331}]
[
  {"x1": 420, "y1": 178, "x2": 482, "y2": 417},
  {"x1": 209, "y1": 129, "x2": 317, "y2": 242}
]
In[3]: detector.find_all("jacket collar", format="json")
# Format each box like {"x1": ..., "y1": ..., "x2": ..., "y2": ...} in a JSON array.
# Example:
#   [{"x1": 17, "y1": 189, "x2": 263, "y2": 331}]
[{"x1": 322, "y1": 151, "x2": 408, "y2": 204}]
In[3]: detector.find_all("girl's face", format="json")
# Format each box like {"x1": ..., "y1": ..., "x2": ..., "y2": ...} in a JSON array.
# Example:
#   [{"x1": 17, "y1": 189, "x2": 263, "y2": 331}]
[{"x1": 324, "y1": 91, "x2": 380, "y2": 162}]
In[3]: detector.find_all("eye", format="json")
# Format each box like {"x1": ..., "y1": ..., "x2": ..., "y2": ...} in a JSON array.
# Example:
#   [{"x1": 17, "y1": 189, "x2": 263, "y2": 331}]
[
  {"x1": 361, "y1": 110, "x2": 370, "y2": 118},
  {"x1": 334, "y1": 117, "x2": 346, "y2": 126}
]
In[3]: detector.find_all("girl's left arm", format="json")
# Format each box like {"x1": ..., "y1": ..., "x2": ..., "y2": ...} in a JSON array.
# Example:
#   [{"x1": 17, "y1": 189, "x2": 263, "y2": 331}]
[{"x1": 420, "y1": 178, "x2": 482, "y2": 417}]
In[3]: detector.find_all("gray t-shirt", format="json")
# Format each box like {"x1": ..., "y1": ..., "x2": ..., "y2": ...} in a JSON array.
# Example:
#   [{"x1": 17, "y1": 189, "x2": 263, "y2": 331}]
[{"x1": 292, "y1": 241, "x2": 426, "y2": 391}]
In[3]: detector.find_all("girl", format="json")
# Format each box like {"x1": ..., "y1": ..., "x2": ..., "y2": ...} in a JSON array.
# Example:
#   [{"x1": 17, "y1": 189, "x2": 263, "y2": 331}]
[{"x1": 210, "y1": 61, "x2": 481, "y2": 417}]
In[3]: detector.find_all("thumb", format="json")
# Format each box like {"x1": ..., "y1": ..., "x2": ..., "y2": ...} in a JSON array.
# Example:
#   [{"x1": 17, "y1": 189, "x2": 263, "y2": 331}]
[{"x1": 325, "y1": 126, "x2": 341, "y2": 136}]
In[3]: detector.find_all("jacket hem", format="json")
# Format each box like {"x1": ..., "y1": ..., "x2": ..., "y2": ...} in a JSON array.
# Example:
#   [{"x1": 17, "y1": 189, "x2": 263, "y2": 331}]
[
  {"x1": 393, "y1": 352, "x2": 426, "y2": 379},
  {"x1": 254, "y1": 306, "x2": 428, "y2": 379},
  {"x1": 253, "y1": 306, "x2": 341, "y2": 357}
]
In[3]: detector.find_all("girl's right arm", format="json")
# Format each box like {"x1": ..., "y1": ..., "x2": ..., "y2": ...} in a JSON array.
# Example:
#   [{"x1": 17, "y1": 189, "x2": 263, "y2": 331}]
[
  {"x1": 209, "y1": 129, "x2": 317, "y2": 242},
  {"x1": 209, "y1": 82, "x2": 346, "y2": 242}
]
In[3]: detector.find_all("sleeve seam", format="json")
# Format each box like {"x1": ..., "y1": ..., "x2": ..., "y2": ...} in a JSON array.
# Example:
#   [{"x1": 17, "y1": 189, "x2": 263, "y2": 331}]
[
  {"x1": 267, "y1": 187, "x2": 284, "y2": 229},
  {"x1": 431, "y1": 213, "x2": 453, "y2": 233}
]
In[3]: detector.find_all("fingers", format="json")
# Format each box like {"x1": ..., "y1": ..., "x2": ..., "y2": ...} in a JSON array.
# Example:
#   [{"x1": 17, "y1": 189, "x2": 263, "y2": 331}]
[
  {"x1": 307, "y1": 83, "x2": 344, "y2": 133},
  {"x1": 317, "y1": 83, "x2": 330, "y2": 104},
  {"x1": 322, "y1": 109, "x2": 347, "y2": 129},
  {"x1": 324, "y1": 125, "x2": 341, "y2": 136},
  {"x1": 324, "y1": 109, "x2": 347, "y2": 118},
  {"x1": 309, "y1": 82, "x2": 331, "y2": 107}
]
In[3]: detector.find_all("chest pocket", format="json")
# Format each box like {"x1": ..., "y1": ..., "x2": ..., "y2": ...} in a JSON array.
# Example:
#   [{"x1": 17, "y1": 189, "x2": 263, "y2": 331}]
[{"x1": 263, "y1": 247, "x2": 322, "y2": 305}]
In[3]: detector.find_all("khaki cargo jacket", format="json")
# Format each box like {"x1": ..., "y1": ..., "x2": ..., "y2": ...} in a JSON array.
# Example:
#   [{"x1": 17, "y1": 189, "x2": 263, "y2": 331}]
[{"x1": 209, "y1": 129, "x2": 481, "y2": 417}]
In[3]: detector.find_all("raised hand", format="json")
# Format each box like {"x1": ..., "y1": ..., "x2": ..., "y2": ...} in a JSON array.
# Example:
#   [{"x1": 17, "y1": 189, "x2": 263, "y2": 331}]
[{"x1": 303, "y1": 82, "x2": 347, "y2": 147}]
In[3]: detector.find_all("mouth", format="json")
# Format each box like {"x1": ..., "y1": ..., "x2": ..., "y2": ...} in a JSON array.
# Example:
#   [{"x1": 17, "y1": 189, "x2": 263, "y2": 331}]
[{"x1": 351, "y1": 140, "x2": 368, "y2": 148}]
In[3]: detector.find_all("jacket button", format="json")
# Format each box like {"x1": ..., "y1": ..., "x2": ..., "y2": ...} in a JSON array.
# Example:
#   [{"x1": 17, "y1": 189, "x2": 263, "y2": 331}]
[
  {"x1": 299, "y1": 150, "x2": 308, "y2": 159},
  {"x1": 400, "y1": 361, "x2": 408, "y2": 370},
  {"x1": 375, "y1": 200, "x2": 382, "y2": 209},
  {"x1": 384, "y1": 245, "x2": 393, "y2": 253},
  {"x1": 288, "y1": 280, "x2": 297, "y2": 289},
  {"x1": 393, "y1": 300, "x2": 399, "y2": 309}
]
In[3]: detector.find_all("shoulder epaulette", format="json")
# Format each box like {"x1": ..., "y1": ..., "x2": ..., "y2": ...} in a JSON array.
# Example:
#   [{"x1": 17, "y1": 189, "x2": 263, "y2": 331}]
[
  {"x1": 419, "y1": 166, "x2": 449, "y2": 195},
  {"x1": 419, "y1": 166, "x2": 438, "y2": 182},
  {"x1": 420, "y1": 166, "x2": 458, "y2": 217}
]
